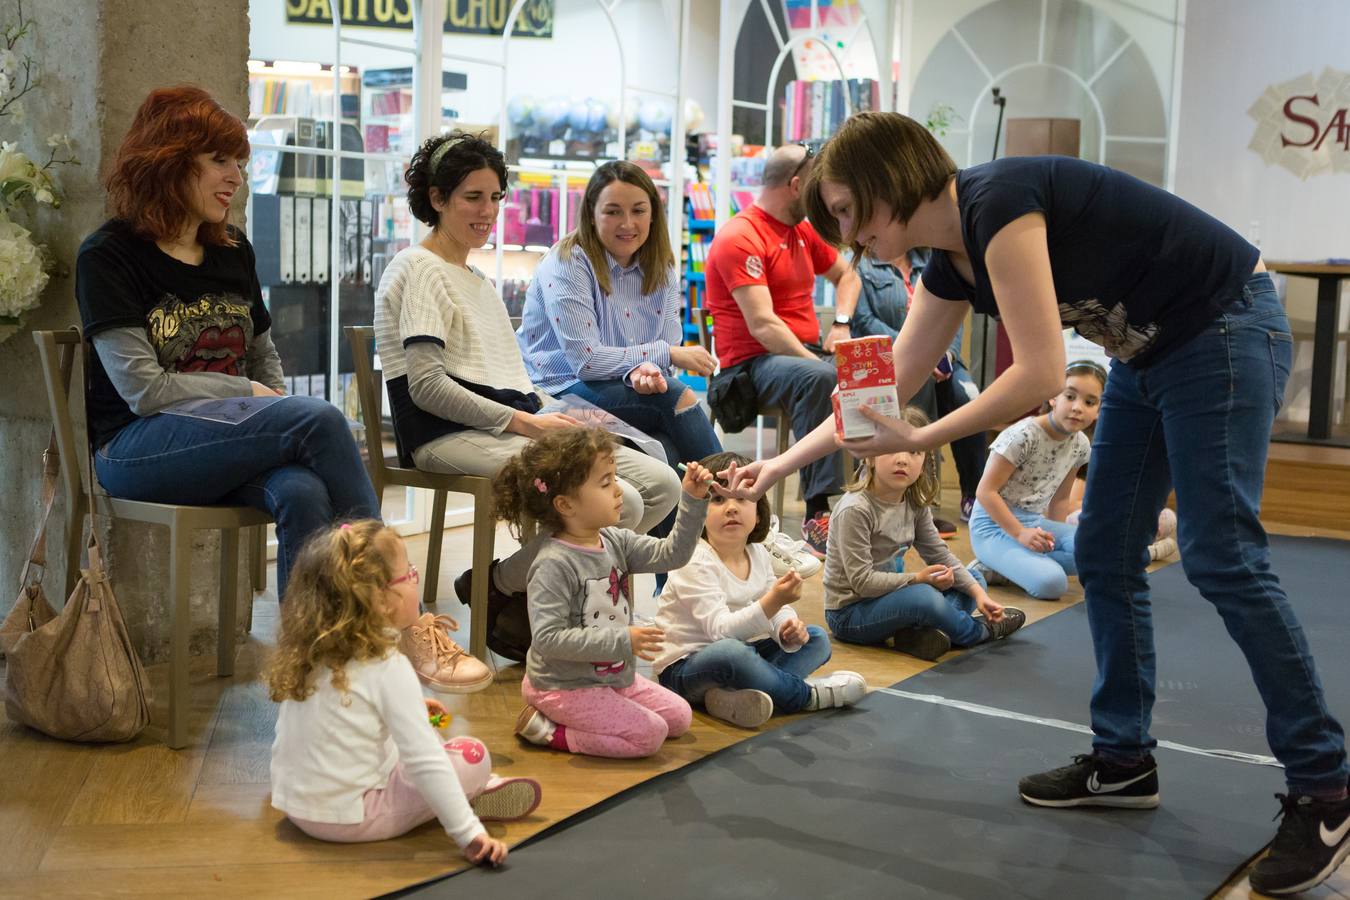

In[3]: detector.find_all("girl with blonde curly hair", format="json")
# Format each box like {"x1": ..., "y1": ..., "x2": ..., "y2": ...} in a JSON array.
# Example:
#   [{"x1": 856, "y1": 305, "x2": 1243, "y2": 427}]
[{"x1": 266, "y1": 520, "x2": 540, "y2": 864}]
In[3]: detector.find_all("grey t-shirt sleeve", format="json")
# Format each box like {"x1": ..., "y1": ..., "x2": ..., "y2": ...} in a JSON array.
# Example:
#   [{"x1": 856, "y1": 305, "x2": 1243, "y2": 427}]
[
  {"x1": 606, "y1": 493, "x2": 709, "y2": 574},
  {"x1": 527, "y1": 553, "x2": 631, "y2": 663},
  {"x1": 92, "y1": 326, "x2": 251, "y2": 416},
  {"x1": 404, "y1": 340, "x2": 515, "y2": 434},
  {"x1": 245, "y1": 329, "x2": 285, "y2": 392},
  {"x1": 912, "y1": 506, "x2": 978, "y2": 591}
]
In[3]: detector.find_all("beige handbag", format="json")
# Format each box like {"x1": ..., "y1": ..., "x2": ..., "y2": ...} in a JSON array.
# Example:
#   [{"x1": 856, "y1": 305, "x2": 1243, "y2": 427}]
[{"x1": 0, "y1": 419, "x2": 151, "y2": 742}]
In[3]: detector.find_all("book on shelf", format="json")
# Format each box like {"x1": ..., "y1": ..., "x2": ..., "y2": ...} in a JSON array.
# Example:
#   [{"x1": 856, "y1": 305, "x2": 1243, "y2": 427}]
[{"x1": 782, "y1": 77, "x2": 881, "y2": 143}]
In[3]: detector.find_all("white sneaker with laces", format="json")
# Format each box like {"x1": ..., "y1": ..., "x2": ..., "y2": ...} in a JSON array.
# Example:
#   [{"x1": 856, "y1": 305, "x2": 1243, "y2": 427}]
[
  {"x1": 763, "y1": 516, "x2": 823, "y2": 578},
  {"x1": 805, "y1": 670, "x2": 867, "y2": 710}
]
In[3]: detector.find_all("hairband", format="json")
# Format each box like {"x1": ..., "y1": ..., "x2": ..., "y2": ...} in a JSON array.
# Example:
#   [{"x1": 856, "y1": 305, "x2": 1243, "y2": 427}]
[
  {"x1": 1067, "y1": 359, "x2": 1107, "y2": 375},
  {"x1": 428, "y1": 138, "x2": 454, "y2": 173}
]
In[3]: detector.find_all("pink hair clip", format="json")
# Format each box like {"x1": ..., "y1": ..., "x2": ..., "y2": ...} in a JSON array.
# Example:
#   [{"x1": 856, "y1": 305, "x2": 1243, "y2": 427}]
[
  {"x1": 340, "y1": 522, "x2": 352, "y2": 531},
  {"x1": 533, "y1": 477, "x2": 548, "y2": 493}
]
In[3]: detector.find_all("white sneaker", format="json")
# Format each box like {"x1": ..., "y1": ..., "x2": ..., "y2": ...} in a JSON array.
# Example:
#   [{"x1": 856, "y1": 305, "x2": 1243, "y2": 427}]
[
  {"x1": 704, "y1": 688, "x2": 773, "y2": 728},
  {"x1": 968, "y1": 559, "x2": 1008, "y2": 587},
  {"x1": 763, "y1": 516, "x2": 823, "y2": 578},
  {"x1": 805, "y1": 670, "x2": 867, "y2": 710},
  {"x1": 514, "y1": 706, "x2": 556, "y2": 746}
]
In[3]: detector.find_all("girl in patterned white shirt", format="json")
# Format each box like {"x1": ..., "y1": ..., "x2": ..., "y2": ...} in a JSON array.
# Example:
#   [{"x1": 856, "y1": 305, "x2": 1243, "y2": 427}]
[{"x1": 968, "y1": 362, "x2": 1105, "y2": 599}]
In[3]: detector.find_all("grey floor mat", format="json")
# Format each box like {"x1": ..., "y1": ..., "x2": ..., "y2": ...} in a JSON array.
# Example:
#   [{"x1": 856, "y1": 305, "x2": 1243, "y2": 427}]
[
  {"x1": 394, "y1": 693, "x2": 1287, "y2": 899},
  {"x1": 904, "y1": 534, "x2": 1350, "y2": 757},
  {"x1": 390, "y1": 535, "x2": 1347, "y2": 899}
]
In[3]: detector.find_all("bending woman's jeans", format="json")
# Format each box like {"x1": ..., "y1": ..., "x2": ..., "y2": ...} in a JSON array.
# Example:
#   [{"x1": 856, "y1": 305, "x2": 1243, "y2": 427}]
[
  {"x1": 969, "y1": 502, "x2": 1078, "y2": 600},
  {"x1": 1076, "y1": 272, "x2": 1347, "y2": 793},
  {"x1": 95, "y1": 395, "x2": 380, "y2": 599}
]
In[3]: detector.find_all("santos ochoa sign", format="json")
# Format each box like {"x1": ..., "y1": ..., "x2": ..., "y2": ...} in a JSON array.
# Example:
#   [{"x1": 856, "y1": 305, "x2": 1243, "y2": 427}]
[{"x1": 1248, "y1": 66, "x2": 1350, "y2": 180}]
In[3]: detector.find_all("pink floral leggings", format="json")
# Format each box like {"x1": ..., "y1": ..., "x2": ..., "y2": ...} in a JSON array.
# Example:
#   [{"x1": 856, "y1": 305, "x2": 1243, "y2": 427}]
[{"x1": 522, "y1": 674, "x2": 692, "y2": 758}]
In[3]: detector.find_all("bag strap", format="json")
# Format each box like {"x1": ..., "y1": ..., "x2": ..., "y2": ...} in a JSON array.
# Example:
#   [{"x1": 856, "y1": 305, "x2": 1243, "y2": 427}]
[
  {"x1": 79, "y1": 334, "x2": 107, "y2": 561},
  {"x1": 20, "y1": 428, "x2": 63, "y2": 587}
]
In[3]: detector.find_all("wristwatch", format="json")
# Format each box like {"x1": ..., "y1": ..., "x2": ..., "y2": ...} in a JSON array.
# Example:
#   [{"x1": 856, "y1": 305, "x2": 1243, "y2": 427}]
[{"x1": 832, "y1": 314, "x2": 851, "y2": 327}]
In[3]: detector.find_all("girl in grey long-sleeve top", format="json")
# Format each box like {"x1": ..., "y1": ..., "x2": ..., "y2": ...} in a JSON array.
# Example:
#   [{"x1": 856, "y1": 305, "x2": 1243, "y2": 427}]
[
  {"x1": 492, "y1": 426, "x2": 712, "y2": 758},
  {"x1": 822, "y1": 407, "x2": 1027, "y2": 661}
]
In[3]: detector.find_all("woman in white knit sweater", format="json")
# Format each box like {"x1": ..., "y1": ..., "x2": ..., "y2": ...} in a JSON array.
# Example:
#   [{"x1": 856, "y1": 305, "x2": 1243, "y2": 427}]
[{"x1": 373, "y1": 132, "x2": 679, "y2": 660}]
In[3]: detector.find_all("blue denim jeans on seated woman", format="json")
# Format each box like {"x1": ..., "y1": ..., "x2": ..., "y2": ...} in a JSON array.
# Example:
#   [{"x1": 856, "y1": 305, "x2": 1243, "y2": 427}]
[
  {"x1": 1076, "y1": 272, "x2": 1347, "y2": 793},
  {"x1": 969, "y1": 501, "x2": 1079, "y2": 600},
  {"x1": 825, "y1": 558, "x2": 989, "y2": 647},
  {"x1": 658, "y1": 626, "x2": 832, "y2": 714},
  {"x1": 95, "y1": 395, "x2": 381, "y2": 600}
]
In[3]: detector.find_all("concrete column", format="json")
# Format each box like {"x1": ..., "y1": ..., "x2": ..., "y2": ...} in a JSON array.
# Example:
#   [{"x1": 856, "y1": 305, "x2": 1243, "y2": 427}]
[{"x1": 0, "y1": 0, "x2": 253, "y2": 663}]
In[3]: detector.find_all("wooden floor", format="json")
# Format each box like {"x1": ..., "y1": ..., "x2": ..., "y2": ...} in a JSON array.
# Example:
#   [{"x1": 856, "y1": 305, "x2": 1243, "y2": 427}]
[{"x1": 3, "y1": 450, "x2": 1349, "y2": 898}]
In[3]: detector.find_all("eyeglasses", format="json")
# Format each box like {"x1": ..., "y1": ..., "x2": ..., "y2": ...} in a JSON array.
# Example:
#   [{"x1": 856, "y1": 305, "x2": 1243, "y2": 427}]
[
  {"x1": 792, "y1": 141, "x2": 816, "y2": 179},
  {"x1": 389, "y1": 563, "x2": 420, "y2": 587}
]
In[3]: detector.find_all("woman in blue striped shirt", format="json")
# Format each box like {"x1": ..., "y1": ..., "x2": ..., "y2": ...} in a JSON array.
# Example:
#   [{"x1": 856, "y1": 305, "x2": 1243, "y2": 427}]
[{"x1": 517, "y1": 161, "x2": 722, "y2": 507}]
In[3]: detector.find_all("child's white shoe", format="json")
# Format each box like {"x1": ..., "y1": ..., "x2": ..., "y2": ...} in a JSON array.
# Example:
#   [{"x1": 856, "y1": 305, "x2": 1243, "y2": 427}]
[
  {"x1": 472, "y1": 774, "x2": 542, "y2": 821},
  {"x1": 764, "y1": 516, "x2": 823, "y2": 579},
  {"x1": 805, "y1": 671, "x2": 867, "y2": 710},
  {"x1": 967, "y1": 559, "x2": 1008, "y2": 586},
  {"x1": 514, "y1": 706, "x2": 556, "y2": 746},
  {"x1": 704, "y1": 687, "x2": 773, "y2": 728}
]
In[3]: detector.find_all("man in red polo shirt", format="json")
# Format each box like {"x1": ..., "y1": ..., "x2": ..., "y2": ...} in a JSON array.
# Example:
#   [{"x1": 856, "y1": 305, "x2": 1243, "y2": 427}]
[{"x1": 706, "y1": 143, "x2": 861, "y2": 556}]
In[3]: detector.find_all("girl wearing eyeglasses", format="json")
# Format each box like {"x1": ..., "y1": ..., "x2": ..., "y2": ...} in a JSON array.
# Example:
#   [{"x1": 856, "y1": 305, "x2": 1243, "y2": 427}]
[{"x1": 267, "y1": 520, "x2": 541, "y2": 865}]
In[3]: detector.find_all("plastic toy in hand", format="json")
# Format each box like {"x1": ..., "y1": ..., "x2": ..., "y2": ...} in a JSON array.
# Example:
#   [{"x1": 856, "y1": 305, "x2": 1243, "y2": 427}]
[{"x1": 429, "y1": 711, "x2": 453, "y2": 729}]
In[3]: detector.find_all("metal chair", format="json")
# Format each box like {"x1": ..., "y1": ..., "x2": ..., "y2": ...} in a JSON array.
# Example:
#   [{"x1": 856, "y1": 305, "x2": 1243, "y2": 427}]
[
  {"x1": 344, "y1": 326, "x2": 496, "y2": 663},
  {"x1": 34, "y1": 328, "x2": 271, "y2": 750}
]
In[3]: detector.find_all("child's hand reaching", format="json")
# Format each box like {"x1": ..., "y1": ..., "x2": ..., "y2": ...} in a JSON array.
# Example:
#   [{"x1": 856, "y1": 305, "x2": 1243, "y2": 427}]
[
  {"x1": 973, "y1": 588, "x2": 1004, "y2": 623},
  {"x1": 916, "y1": 564, "x2": 955, "y2": 590},
  {"x1": 628, "y1": 625, "x2": 666, "y2": 660},
  {"x1": 679, "y1": 461, "x2": 714, "y2": 500},
  {"x1": 465, "y1": 833, "x2": 508, "y2": 867},
  {"x1": 425, "y1": 698, "x2": 451, "y2": 729},
  {"x1": 760, "y1": 569, "x2": 802, "y2": 617},
  {"x1": 778, "y1": 617, "x2": 810, "y2": 648}
]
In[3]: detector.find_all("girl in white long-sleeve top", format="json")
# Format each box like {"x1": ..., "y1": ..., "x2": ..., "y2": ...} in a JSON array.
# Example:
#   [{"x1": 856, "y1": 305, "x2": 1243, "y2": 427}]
[
  {"x1": 267, "y1": 521, "x2": 539, "y2": 865},
  {"x1": 654, "y1": 452, "x2": 866, "y2": 729}
]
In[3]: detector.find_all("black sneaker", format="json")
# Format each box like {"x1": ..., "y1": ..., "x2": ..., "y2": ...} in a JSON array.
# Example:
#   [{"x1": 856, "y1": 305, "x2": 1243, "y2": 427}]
[
  {"x1": 454, "y1": 560, "x2": 530, "y2": 662},
  {"x1": 891, "y1": 626, "x2": 951, "y2": 661},
  {"x1": 982, "y1": 607, "x2": 1026, "y2": 641},
  {"x1": 1019, "y1": 753, "x2": 1160, "y2": 809},
  {"x1": 933, "y1": 516, "x2": 958, "y2": 539},
  {"x1": 1249, "y1": 791, "x2": 1350, "y2": 895}
]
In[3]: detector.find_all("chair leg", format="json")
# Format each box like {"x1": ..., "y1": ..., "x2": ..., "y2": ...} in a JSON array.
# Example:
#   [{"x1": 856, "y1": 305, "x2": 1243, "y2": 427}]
[
  {"x1": 469, "y1": 485, "x2": 496, "y2": 663},
  {"x1": 251, "y1": 525, "x2": 267, "y2": 593},
  {"x1": 167, "y1": 524, "x2": 193, "y2": 750},
  {"x1": 423, "y1": 489, "x2": 447, "y2": 608},
  {"x1": 774, "y1": 410, "x2": 790, "y2": 522},
  {"x1": 218, "y1": 528, "x2": 239, "y2": 678}
]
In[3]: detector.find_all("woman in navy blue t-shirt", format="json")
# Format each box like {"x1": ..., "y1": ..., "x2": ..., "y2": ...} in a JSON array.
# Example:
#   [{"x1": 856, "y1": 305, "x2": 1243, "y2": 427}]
[{"x1": 723, "y1": 111, "x2": 1348, "y2": 896}]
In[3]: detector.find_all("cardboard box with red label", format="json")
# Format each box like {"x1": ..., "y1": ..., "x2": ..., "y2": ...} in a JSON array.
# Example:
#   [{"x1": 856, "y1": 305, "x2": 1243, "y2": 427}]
[{"x1": 832, "y1": 336, "x2": 899, "y2": 439}]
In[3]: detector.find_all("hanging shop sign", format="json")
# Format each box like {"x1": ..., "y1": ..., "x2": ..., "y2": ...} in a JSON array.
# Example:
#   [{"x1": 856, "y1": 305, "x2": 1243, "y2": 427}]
[
  {"x1": 285, "y1": 0, "x2": 554, "y2": 39},
  {"x1": 1248, "y1": 66, "x2": 1350, "y2": 179}
]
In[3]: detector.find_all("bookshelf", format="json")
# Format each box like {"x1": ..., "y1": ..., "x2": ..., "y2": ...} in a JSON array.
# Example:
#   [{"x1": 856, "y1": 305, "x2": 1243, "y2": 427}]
[{"x1": 781, "y1": 77, "x2": 881, "y2": 143}]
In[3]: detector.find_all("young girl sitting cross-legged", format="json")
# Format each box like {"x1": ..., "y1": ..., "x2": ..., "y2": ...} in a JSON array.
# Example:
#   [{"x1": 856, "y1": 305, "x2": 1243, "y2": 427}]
[
  {"x1": 501, "y1": 426, "x2": 712, "y2": 758},
  {"x1": 823, "y1": 407, "x2": 1026, "y2": 661},
  {"x1": 653, "y1": 451, "x2": 867, "y2": 728}
]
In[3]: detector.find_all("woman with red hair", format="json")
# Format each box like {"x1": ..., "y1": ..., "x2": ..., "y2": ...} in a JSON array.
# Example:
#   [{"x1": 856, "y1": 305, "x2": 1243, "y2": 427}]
[{"x1": 74, "y1": 85, "x2": 381, "y2": 602}]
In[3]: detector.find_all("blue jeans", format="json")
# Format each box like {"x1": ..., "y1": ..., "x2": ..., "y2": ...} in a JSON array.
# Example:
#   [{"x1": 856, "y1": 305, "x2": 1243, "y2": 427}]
[
  {"x1": 826, "y1": 558, "x2": 989, "y2": 647},
  {"x1": 745, "y1": 351, "x2": 846, "y2": 501},
  {"x1": 95, "y1": 395, "x2": 381, "y2": 599},
  {"x1": 1077, "y1": 273, "x2": 1347, "y2": 793},
  {"x1": 657, "y1": 626, "x2": 832, "y2": 714},
  {"x1": 969, "y1": 502, "x2": 1078, "y2": 600}
]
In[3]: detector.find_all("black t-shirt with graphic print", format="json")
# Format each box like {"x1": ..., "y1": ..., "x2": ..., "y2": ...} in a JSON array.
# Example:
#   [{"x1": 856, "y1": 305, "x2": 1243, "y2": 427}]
[
  {"x1": 920, "y1": 156, "x2": 1259, "y2": 367},
  {"x1": 76, "y1": 219, "x2": 272, "y2": 447}
]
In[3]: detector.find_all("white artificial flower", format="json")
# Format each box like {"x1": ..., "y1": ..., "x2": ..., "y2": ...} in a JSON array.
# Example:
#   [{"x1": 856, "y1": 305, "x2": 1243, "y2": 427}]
[
  {"x1": 34, "y1": 188, "x2": 52, "y2": 205},
  {"x1": 0, "y1": 72, "x2": 10, "y2": 96},
  {"x1": 0, "y1": 216, "x2": 51, "y2": 319},
  {"x1": 0, "y1": 48, "x2": 16, "y2": 78}
]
